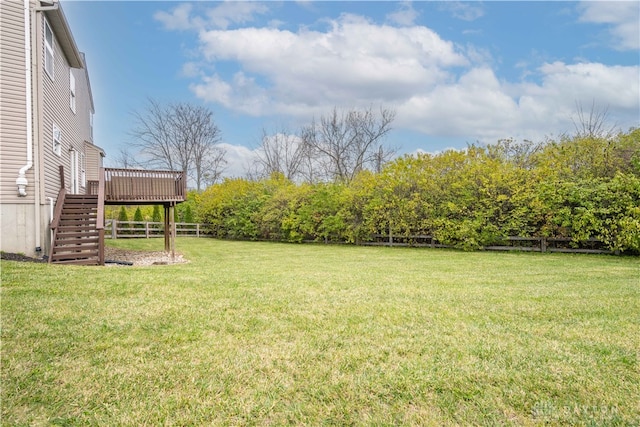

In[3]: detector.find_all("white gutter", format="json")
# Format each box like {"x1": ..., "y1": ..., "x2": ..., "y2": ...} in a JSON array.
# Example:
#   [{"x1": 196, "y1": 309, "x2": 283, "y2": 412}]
[{"x1": 16, "y1": 0, "x2": 34, "y2": 196}]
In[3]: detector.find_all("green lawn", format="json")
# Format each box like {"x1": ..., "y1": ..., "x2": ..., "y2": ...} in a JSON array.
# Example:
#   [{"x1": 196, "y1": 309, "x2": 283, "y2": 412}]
[{"x1": 2, "y1": 238, "x2": 638, "y2": 426}]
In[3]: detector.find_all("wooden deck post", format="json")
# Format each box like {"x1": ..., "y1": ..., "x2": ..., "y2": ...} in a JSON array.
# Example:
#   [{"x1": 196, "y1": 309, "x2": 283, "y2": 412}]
[
  {"x1": 171, "y1": 203, "x2": 176, "y2": 262},
  {"x1": 163, "y1": 203, "x2": 176, "y2": 261},
  {"x1": 164, "y1": 204, "x2": 170, "y2": 252}
]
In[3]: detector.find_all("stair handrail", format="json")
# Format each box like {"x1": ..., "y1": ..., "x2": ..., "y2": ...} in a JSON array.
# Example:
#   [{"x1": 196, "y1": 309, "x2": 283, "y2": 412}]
[
  {"x1": 50, "y1": 187, "x2": 67, "y2": 232},
  {"x1": 96, "y1": 167, "x2": 106, "y2": 265},
  {"x1": 49, "y1": 187, "x2": 67, "y2": 263}
]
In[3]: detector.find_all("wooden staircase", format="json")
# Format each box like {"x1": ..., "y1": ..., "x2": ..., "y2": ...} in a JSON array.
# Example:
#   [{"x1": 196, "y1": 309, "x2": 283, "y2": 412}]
[{"x1": 50, "y1": 194, "x2": 102, "y2": 265}]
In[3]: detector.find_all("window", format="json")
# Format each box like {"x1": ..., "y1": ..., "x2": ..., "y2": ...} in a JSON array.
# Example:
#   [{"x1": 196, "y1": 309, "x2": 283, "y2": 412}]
[
  {"x1": 44, "y1": 20, "x2": 54, "y2": 79},
  {"x1": 69, "y1": 71, "x2": 76, "y2": 113},
  {"x1": 52, "y1": 124, "x2": 61, "y2": 156},
  {"x1": 80, "y1": 153, "x2": 86, "y2": 188}
]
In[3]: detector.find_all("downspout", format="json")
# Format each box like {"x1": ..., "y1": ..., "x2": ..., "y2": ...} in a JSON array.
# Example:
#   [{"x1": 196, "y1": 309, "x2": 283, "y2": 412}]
[{"x1": 16, "y1": 0, "x2": 34, "y2": 197}]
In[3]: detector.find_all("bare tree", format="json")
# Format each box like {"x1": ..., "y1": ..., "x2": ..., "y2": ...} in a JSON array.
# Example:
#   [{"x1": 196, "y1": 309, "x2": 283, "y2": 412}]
[
  {"x1": 112, "y1": 147, "x2": 142, "y2": 169},
  {"x1": 252, "y1": 127, "x2": 309, "y2": 181},
  {"x1": 196, "y1": 144, "x2": 227, "y2": 188},
  {"x1": 130, "y1": 99, "x2": 225, "y2": 191},
  {"x1": 301, "y1": 106, "x2": 396, "y2": 183},
  {"x1": 572, "y1": 100, "x2": 618, "y2": 140}
]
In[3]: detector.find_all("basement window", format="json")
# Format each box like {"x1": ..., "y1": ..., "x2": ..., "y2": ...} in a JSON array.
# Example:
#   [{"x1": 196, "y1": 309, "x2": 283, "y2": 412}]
[{"x1": 44, "y1": 20, "x2": 54, "y2": 79}]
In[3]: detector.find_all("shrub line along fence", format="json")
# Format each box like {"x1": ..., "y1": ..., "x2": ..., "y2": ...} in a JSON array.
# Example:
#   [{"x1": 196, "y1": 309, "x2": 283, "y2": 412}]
[{"x1": 107, "y1": 220, "x2": 615, "y2": 254}]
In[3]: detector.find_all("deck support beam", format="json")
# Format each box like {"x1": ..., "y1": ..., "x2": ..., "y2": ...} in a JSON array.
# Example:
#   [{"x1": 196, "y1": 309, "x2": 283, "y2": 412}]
[{"x1": 164, "y1": 203, "x2": 176, "y2": 261}]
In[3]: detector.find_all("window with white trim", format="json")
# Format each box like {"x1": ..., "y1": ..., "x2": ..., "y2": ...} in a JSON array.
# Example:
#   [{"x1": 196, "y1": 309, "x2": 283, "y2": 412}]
[
  {"x1": 69, "y1": 71, "x2": 76, "y2": 113},
  {"x1": 44, "y1": 20, "x2": 54, "y2": 79},
  {"x1": 52, "y1": 124, "x2": 62, "y2": 156},
  {"x1": 80, "y1": 153, "x2": 86, "y2": 188}
]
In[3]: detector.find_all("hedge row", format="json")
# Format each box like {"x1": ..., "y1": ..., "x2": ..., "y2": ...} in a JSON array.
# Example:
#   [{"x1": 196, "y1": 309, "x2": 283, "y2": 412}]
[{"x1": 196, "y1": 130, "x2": 640, "y2": 253}]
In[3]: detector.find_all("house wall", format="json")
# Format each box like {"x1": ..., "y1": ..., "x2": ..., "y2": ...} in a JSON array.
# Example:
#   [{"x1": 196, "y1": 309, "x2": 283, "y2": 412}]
[
  {"x1": 1, "y1": 2, "x2": 97, "y2": 257},
  {"x1": 40, "y1": 12, "x2": 94, "y2": 200},
  {"x1": 0, "y1": 1, "x2": 40, "y2": 256},
  {"x1": 0, "y1": 1, "x2": 33, "y2": 204},
  {"x1": 84, "y1": 142, "x2": 104, "y2": 182}
]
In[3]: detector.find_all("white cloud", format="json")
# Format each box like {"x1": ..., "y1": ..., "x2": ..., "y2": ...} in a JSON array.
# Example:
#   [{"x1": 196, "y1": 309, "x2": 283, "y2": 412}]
[
  {"x1": 397, "y1": 61, "x2": 639, "y2": 143},
  {"x1": 206, "y1": 2, "x2": 270, "y2": 30},
  {"x1": 386, "y1": 1, "x2": 419, "y2": 27},
  {"x1": 397, "y1": 68, "x2": 520, "y2": 140},
  {"x1": 154, "y1": 3, "x2": 198, "y2": 31},
  {"x1": 440, "y1": 2, "x2": 485, "y2": 22},
  {"x1": 218, "y1": 142, "x2": 258, "y2": 178},
  {"x1": 535, "y1": 61, "x2": 639, "y2": 109},
  {"x1": 159, "y1": 5, "x2": 637, "y2": 149},
  {"x1": 578, "y1": 1, "x2": 640, "y2": 50},
  {"x1": 154, "y1": 1, "x2": 270, "y2": 31},
  {"x1": 193, "y1": 15, "x2": 468, "y2": 116}
]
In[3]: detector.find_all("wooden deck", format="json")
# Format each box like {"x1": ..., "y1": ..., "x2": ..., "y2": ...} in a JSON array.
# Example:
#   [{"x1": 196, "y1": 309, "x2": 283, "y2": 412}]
[
  {"x1": 52, "y1": 167, "x2": 186, "y2": 265},
  {"x1": 89, "y1": 168, "x2": 186, "y2": 205}
]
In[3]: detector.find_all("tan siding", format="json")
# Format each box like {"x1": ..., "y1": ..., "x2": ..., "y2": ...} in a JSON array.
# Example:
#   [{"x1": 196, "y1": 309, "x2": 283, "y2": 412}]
[
  {"x1": 0, "y1": 0, "x2": 33, "y2": 203},
  {"x1": 40, "y1": 14, "x2": 94, "y2": 198},
  {"x1": 84, "y1": 142, "x2": 103, "y2": 182}
]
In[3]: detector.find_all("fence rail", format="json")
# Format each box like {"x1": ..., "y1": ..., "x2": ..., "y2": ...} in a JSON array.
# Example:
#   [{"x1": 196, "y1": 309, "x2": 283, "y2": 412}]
[
  {"x1": 105, "y1": 223, "x2": 616, "y2": 254},
  {"x1": 364, "y1": 234, "x2": 614, "y2": 254},
  {"x1": 105, "y1": 220, "x2": 201, "y2": 239}
]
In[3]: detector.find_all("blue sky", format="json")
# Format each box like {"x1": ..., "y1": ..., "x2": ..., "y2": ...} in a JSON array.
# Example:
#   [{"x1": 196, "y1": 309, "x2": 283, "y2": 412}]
[{"x1": 63, "y1": 1, "x2": 640, "y2": 177}]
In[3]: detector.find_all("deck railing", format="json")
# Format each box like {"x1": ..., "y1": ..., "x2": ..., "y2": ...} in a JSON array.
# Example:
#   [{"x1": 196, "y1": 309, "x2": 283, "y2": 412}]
[{"x1": 93, "y1": 168, "x2": 186, "y2": 203}]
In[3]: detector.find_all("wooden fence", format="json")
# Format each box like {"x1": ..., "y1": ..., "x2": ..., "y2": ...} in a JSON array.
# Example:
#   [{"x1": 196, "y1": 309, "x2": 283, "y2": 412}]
[
  {"x1": 364, "y1": 233, "x2": 614, "y2": 254},
  {"x1": 104, "y1": 222, "x2": 616, "y2": 254},
  {"x1": 105, "y1": 220, "x2": 202, "y2": 239}
]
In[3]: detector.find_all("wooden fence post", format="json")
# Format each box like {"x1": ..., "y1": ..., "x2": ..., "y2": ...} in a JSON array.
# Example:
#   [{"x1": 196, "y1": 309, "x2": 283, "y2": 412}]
[
  {"x1": 196, "y1": 223, "x2": 200, "y2": 238},
  {"x1": 145, "y1": 222, "x2": 150, "y2": 239},
  {"x1": 112, "y1": 220, "x2": 117, "y2": 239}
]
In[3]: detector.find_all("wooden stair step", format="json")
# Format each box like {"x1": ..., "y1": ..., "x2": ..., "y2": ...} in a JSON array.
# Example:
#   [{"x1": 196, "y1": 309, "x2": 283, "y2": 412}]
[
  {"x1": 50, "y1": 250, "x2": 99, "y2": 259},
  {"x1": 61, "y1": 212, "x2": 97, "y2": 218},
  {"x1": 65, "y1": 195, "x2": 98, "y2": 200},
  {"x1": 54, "y1": 238, "x2": 99, "y2": 247},
  {"x1": 61, "y1": 207, "x2": 97, "y2": 212},
  {"x1": 58, "y1": 224, "x2": 97, "y2": 230},
  {"x1": 50, "y1": 258, "x2": 100, "y2": 265},
  {"x1": 60, "y1": 216, "x2": 97, "y2": 221},
  {"x1": 58, "y1": 221, "x2": 96, "y2": 226},
  {"x1": 51, "y1": 249, "x2": 99, "y2": 258},
  {"x1": 56, "y1": 231, "x2": 100, "y2": 238},
  {"x1": 62, "y1": 204, "x2": 98, "y2": 209},
  {"x1": 54, "y1": 243, "x2": 100, "y2": 248},
  {"x1": 58, "y1": 229, "x2": 98, "y2": 235}
]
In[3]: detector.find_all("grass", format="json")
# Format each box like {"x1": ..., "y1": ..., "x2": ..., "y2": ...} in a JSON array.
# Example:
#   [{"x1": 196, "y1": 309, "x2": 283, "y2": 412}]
[{"x1": 1, "y1": 238, "x2": 639, "y2": 426}]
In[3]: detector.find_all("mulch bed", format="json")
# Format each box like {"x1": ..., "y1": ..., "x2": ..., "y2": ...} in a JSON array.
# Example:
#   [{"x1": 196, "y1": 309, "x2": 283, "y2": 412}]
[
  {"x1": 0, "y1": 252, "x2": 46, "y2": 263},
  {"x1": 1, "y1": 248, "x2": 186, "y2": 266}
]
